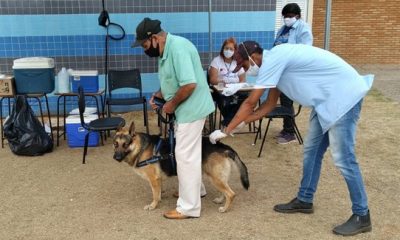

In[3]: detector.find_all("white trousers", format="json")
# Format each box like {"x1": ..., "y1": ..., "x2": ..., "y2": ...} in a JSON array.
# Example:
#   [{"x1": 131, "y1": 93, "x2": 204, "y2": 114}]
[{"x1": 175, "y1": 118, "x2": 206, "y2": 217}]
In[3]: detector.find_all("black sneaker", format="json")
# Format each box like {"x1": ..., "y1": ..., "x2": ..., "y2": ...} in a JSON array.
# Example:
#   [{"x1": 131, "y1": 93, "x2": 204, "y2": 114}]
[
  {"x1": 333, "y1": 211, "x2": 372, "y2": 236},
  {"x1": 273, "y1": 198, "x2": 314, "y2": 214}
]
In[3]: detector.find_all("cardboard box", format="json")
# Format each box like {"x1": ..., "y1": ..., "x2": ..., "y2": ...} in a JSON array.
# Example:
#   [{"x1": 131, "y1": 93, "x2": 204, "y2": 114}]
[{"x1": 0, "y1": 75, "x2": 15, "y2": 97}]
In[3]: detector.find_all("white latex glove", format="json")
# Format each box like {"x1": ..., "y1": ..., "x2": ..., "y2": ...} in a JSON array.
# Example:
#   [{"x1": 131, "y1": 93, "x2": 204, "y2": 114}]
[
  {"x1": 209, "y1": 130, "x2": 228, "y2": 144},
  {"x1": 222, "y1": 83, "x2": 246, "y2": 96},
  {"x1": 229, "y1": 121, "x2": 246, "y2": 136}
]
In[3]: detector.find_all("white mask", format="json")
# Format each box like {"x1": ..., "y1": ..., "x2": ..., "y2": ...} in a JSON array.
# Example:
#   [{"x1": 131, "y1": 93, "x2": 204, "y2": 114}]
[
  {"x1": 223, "y1": 49, "x2": 234, "y2": 59},
  {"x1": 246, "y1": 57, "x2": 260, "y2": 76},
  {"x1": 284, "y1": 17, "x2": 297, "y2": 27}
]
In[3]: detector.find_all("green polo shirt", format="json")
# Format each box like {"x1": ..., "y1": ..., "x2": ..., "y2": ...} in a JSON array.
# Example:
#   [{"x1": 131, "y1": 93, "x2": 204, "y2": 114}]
[{"x1": 158, "y1": 33, "x2": 214, "y2": 123}]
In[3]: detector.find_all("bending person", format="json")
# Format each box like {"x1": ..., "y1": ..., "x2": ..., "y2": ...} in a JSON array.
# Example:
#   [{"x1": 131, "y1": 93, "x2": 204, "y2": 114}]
[{"x1": 209, "y1": 41, "x2": 373, "y2": 236}]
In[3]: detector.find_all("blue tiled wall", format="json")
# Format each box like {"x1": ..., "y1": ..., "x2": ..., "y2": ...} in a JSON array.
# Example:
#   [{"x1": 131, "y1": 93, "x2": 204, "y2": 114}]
[{"x1": 0, "y1": 0, "x2": 277, "y2": 116}]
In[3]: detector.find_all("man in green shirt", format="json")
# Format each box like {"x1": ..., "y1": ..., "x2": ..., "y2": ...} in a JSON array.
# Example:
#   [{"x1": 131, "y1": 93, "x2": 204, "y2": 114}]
[{"x1": 132, "y1": 18, "x2": 215, "y2": 219}]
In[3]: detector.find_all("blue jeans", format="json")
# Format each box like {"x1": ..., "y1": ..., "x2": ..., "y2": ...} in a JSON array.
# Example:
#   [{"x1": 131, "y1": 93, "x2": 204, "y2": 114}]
[{"x1": 297, "y1": 100, "x2": 369, "y2": 216}]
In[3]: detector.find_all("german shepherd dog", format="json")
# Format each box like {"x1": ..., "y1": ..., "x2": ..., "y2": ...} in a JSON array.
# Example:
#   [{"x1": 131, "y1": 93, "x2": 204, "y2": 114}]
[{"x1": 113, "y1": 122, "x2": 249, "y2": 213}]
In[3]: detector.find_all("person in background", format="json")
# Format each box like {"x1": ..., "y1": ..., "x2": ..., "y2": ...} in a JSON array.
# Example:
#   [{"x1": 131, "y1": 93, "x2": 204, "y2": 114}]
[
  {"x1": 274, "y1": 3, "x2": 313, "y2": 144},
  {"x1": 208, "y1": 37, "x2": 247, "y2": 127},
  {"x1": 209, "y1": 41, "x2": 373, "y2": 236},
  {"x1": 132, "y1": 17, "x2": 215, "y2": 219}
]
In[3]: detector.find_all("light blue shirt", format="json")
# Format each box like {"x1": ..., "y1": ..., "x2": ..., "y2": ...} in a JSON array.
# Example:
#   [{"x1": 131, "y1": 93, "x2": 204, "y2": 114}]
[
  {"x1": 275, "y1": 19, "x2": 313, "y2": 46},
  {"x1": 256, "y1": 44, "x2": 374, "y2": 133}
]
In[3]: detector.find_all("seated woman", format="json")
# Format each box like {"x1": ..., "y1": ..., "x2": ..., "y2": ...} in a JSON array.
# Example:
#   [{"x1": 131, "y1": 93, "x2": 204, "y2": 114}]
[{"x1": 208, "y1": 37, "x2": 247, "y2": 127}]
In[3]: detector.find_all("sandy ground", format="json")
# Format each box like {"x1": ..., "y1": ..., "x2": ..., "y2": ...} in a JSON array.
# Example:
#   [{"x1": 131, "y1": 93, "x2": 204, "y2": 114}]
[{"x1": 0, "y1": 65, "x2": 399, "y2": 240}]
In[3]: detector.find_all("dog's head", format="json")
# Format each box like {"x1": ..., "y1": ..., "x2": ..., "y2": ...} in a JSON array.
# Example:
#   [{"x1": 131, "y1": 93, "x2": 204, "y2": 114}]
[{"x1": 113, "y1": 121, "x2": 137, "y2": 162}]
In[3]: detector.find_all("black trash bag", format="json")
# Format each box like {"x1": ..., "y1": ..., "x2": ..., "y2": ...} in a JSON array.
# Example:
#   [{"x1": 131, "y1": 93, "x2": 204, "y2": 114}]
[{"x1": 3, "y1": 95, "x2": 53, "y2": 156}]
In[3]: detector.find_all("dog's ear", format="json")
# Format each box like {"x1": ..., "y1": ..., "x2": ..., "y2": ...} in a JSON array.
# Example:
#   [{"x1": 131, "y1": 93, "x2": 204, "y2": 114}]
[
  {"x1": 116, "y1": 124, "x2": 124, "y2": 132},
  {"x1": 129, "y1": 121, "x2": 136, "y2": 136}
]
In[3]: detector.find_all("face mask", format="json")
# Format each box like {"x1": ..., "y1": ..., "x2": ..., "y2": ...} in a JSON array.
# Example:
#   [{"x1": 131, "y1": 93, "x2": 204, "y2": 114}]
[
  {"x1": 246, "y1": 57, "x2": 260, "y2": 76},
  {"x1": 284, "y1": 17, "x2": 297, "y2": 27},
  {"x1": 223, "y1": 49, "x2": 234, "y2": 59},
  {"x1": 144, "y1": 38, "x2": 160, "y2": 57}
]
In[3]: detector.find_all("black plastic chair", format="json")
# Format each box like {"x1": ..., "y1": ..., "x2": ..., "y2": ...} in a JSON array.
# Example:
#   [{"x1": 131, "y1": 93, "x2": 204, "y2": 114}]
[
  {"x1": 253, "y1": 104, "x2": 303, "y2": 157},
  {"x1": 106, "y1": 69, "x2": 149, "y2": 134},
  {"x1": 78, "y1": 86, "x2": 125, "y2": 164},
  {"x1": 206, "y1": 71, "x2": 219, "y2": 133}
]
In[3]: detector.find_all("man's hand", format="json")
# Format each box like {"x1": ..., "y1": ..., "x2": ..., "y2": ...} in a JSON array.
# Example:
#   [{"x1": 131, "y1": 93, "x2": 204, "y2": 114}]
[
  {"x1": 163, "y1": 101, "x2": 176, "y2": 114},
  {"x1": 149, "y1": 95, "x2": 158, "y2": 110},
  {"x1": 229, "y1": 121, "x2": 246, "y2": 136},
  {"x1": 209, "y1": 130, "x2": 228, "y2": 144},
  {"x1": 149, "y1": 92, "x2": 163, "y2": 110}
]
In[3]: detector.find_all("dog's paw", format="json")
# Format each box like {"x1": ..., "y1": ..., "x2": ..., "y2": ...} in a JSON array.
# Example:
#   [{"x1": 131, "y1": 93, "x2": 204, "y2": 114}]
[
  {"x1": 213, "y1": 196, "x2": 224, "y2": 204},
  {"x1": 218, "y1": 206, "x2": 228, "y2": 213},
  {"x1": 143, "y1": 204, "x2": 156, "y2": 210}
]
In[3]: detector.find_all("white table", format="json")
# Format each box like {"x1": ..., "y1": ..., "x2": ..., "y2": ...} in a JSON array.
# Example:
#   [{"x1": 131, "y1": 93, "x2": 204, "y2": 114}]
[{"x1": 212, "y1": 83, "x2": 274, "y2": 93}]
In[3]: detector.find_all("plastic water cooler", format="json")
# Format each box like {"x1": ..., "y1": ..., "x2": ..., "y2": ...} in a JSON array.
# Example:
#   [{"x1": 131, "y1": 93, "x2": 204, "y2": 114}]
[{"x1": 12, "y1": 57, "x2": 55, "y2": 94}]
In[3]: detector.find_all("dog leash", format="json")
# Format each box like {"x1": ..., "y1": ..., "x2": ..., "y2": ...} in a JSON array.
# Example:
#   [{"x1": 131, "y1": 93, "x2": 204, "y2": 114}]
[{"x1": 136, "y1": 104, "x2": 177, "y2": 175}]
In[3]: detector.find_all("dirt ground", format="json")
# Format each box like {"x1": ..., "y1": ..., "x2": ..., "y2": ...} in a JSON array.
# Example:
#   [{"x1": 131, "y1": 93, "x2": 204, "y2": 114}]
[{"x1": 0, "y1": 65, "x2": 399, "y2": 240}]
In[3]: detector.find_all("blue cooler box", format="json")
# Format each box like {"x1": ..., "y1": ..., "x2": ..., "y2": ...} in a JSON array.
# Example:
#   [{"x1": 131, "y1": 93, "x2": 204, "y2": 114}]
[
  {"x1": 66, "y1": 114, "x2": 99, "y2": 147},
  {"x1": 70, "y1": 70, "x2": 99, "y2": 93},
  {"x1": 12, "y1": 57, "x2": 55, "y2": 94}
]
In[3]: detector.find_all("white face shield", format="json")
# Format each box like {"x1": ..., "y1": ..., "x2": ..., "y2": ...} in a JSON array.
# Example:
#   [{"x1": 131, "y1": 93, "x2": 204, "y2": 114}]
[
  {"x1": 246, "y1": 57, "x2": 260, "y2": 76},
  {"x1": 240, "y1": 42, "x2": 260, "y2": 76}
]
